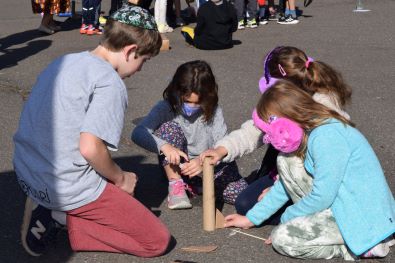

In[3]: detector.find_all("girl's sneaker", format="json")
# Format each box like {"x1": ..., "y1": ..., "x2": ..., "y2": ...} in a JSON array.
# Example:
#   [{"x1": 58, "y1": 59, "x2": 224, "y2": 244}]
[
  {"x1": 361, "y1": 242, "x2": 390, "y2": 258},
  {"x1": 385, "y1": 235, "x2": 395, "y2": 247},
  {"x1": 79, "y1": 24, "x2": 89, "y2": 34},
  {"x1": 158, "y1": 24, "x2": 174, "y2": 33},
  {"x1": 167, "y1": 179, "x2": 192, "y2": 210},
  {"x1": 277, "y1": 15, "x2": 299, "y2": 25}
]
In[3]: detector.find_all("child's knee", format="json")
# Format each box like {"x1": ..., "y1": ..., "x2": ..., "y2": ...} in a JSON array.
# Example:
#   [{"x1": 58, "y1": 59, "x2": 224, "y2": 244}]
[
  {"x1": 223, "y1": 178, "x2": 248, "y2": 205},
  {"x1": 152, "y1": 232, "x2": 171, "y2": 257},
  {"x1": 143, "y1": 228, "x2": 171, "y2": 257},
  {"x1": 154, "y1": 121, "x2": 187, "y2": 150},
  {"x1": 271, "y1": 225, "x2": 291, "y2": 255},
  {"x1": 235, "y1": 194, "x2": 253, "y2": 215},
  {"x1": 271, "y1": 224, "x2": 303, "y2": 258}
]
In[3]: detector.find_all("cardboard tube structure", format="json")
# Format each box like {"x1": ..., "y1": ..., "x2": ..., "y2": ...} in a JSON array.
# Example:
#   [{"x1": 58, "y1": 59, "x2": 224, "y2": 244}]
[{"x1": 203, "y1": 158, "x2": 215, "y2": 231}]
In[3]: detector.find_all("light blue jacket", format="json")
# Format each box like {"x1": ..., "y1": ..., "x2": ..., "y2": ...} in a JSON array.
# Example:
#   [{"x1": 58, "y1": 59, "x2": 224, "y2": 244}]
[{"x1": 246, "y1": 119, "x2": 395, "y2": 255}]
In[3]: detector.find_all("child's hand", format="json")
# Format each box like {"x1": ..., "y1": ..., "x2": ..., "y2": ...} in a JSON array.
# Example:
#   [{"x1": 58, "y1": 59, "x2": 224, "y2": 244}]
[
  {"x1": 160, "y1": 144, "x2": 189, "y2": 165},
  {"x1": 224, "y1": 214, "x2": 254, "y2": 229},
  {"x1": 180, "y1": 158, "x2": 202, "y2": 177},
  {"x1": 199, "y1": 146, "x2": 228, "y2": 165},
  {"x1": 258, "y1": 187, "x2": 271, "y2": 202},
  {"x1": 116, "y1": 171, "x2": 138, "y2": 195}
]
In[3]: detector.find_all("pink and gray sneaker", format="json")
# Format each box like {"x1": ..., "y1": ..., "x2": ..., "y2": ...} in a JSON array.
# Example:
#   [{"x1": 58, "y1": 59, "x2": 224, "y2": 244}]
[
  {"x1": 167, "y1": 179, "x2": 192, "y2": 210},
  {"x1": 361, "y1": 236, "x2": 395, "y2": 258}
]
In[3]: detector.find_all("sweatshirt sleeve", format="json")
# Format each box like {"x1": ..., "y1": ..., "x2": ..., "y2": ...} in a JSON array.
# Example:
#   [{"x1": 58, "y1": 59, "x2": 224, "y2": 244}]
[
  {"x1": 246, "y1": 180, "x2": 290, "y2": 225},
  {"x1": 214, "y1": 119, "x2": 264, "y2": 162},
  {"x1": 131, "y1": 101, "x2": 175, "y2": 153},
  {"x1": 280, "y1": 126, "x2": 351, "y2": 223},
  {"x1": 211, "y1": 106, "x2": 227, "y2": 144}
]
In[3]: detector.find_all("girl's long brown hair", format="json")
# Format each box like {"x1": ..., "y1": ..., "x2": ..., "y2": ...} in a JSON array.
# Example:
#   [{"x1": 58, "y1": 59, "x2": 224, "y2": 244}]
[
  {"x1": 267, "y1": 46, "x2": 352, "y2": 108},
  {"x1": 163, "y1": 60, "x2": 218, "y2": 123},
  {"x1": 256, "y1": 80, "x2": 353, "y2": 158}
]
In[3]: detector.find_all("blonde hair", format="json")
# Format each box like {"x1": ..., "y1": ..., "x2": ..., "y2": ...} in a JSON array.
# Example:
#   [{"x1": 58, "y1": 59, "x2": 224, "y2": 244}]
[
  {"x1": 266, "y1": 46, "x2": 352, "y2": 108},
  {"x1": 256, "y1": 80, "x2": 353, "y2": 158}
]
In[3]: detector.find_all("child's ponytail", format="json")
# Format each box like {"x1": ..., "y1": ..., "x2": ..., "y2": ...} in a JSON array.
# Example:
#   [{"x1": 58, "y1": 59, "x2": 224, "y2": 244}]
[
  {"x1": 303, "y1": 61, "x2": 352, "y2": 107},
  {"x1": 268, "y1": 46, "x2": 352, "y2": 108}
]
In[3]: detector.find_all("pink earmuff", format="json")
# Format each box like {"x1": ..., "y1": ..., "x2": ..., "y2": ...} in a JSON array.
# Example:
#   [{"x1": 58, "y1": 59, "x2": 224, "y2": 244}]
[
  {"x1": 259, "y1": 76, "x2": 279, "y2": 94},
  {"x1": 252, "y1": 109, "x2": 304, "y2": 153}
]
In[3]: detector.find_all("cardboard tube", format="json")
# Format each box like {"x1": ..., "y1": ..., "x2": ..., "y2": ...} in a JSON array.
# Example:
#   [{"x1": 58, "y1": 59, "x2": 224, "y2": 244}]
[
  {"x1": 128, "y1": 0, "x2": 140, "y2": 4},
  {"x1": 203, "y1": 158, "x2": 215, "y2": 231}
]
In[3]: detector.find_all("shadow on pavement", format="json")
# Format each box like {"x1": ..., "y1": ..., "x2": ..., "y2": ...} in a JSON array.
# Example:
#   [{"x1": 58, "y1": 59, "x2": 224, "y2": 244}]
[
  {"x1": 0, "y1": 30, "x2": 52, "y2": 70},
  {"x1": 114, "y1": 155, "x2": 168, "y2": 209},
  {"x1": 0, "y1": 16, "x2": 81, "y2": 71}
]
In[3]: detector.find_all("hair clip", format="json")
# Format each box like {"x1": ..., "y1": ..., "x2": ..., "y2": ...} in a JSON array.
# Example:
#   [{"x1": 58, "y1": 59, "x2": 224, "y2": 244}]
[
  {"x1": 305, "y1": 57, "x2": 314, "y2": 69},
  {"x1": 278, "y1": 64, "x2": 287, "y2": 76},
  {"x1": 269, "y1": 115, "x2": 278, "y2": 123}
]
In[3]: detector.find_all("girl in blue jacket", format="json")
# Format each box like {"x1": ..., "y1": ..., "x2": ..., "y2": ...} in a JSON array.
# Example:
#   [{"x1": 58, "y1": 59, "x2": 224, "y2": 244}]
[{"x1": 225, "y1": 80, "x2": 395, "y2": 260}]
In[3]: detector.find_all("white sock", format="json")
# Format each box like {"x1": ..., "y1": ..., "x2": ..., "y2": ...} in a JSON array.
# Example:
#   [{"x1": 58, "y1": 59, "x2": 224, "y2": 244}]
[{"x1": 169, "y1": 179, "x2": 183, "y2": 185}]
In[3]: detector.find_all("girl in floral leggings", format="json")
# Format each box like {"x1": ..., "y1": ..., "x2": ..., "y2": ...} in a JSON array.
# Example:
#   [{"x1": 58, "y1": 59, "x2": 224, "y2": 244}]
[{"x1": 132, "y1": 60, "x2": 242, "y2": 209}]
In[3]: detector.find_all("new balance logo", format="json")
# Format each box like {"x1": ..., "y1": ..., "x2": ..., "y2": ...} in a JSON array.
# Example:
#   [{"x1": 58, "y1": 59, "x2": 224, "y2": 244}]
[{"x1": 30, "y1": 220, "x2": 46, "y2": 240}]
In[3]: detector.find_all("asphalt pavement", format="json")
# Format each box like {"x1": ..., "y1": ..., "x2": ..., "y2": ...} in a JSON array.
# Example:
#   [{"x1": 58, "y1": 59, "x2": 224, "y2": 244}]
[{"x1": 1, "y1": 0, "x2": 394, "y2": 262}]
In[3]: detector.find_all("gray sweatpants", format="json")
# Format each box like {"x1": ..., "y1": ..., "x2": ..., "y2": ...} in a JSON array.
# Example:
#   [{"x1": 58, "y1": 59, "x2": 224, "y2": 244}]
[
  {"x1": 234, "y1": 0, "x2": 258, "y2": 21},
  {"x1": 270, "y1": 154, "x2": 356, "y2": 261}
]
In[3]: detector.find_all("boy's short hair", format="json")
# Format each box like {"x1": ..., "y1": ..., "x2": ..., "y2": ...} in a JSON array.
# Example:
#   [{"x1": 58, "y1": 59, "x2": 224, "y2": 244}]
[{"x1": 101, "y1": 5, "x2": 162, "y2": 57}]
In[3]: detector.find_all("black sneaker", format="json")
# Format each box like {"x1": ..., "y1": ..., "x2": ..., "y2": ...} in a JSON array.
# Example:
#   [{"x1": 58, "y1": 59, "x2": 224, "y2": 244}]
[
  {"x1": 21, "y1": 197, "x2": 61, "y2": 256},
  {"x1": 277, "y1": 15, "x2": 299, "y2": 25},
  {"x1": 259, "y1": 17, "x2": 268, "y2": 25}
]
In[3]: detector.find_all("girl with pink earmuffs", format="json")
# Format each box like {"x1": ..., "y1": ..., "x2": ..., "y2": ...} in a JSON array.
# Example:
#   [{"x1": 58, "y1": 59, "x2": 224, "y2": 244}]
[
  {"x1": 201, "y1": 46, "x2": 351, "y2": 215},
  {"x1": 224, "y1": 80, "x2": 395, "y2": 260}
]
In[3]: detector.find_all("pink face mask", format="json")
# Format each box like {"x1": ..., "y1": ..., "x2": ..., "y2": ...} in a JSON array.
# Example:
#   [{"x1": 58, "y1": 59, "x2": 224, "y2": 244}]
[{"x1": 252, "y1": 109, "x2": 304, "y2": 153}]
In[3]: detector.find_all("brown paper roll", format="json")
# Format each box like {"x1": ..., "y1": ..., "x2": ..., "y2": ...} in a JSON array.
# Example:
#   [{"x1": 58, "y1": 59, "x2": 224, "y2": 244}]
[
  {"x1": 128, "y1": 0, "x2": 140, "y2": 4},
  {"x1": 203, "y1": 158, "x2": 215, "y2": 231}
]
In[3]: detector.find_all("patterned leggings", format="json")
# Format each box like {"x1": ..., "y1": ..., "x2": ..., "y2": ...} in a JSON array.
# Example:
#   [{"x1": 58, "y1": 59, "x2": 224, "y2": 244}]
[
  {"x1": 154, "y1": 121, "x2": 243, "y2": 204},
  {"x1": 31, "y1": 0, "x2": 70, "y2": 14},
  {"x1": 270, "y1": 154, "x2": 355, "y2": 261}
]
